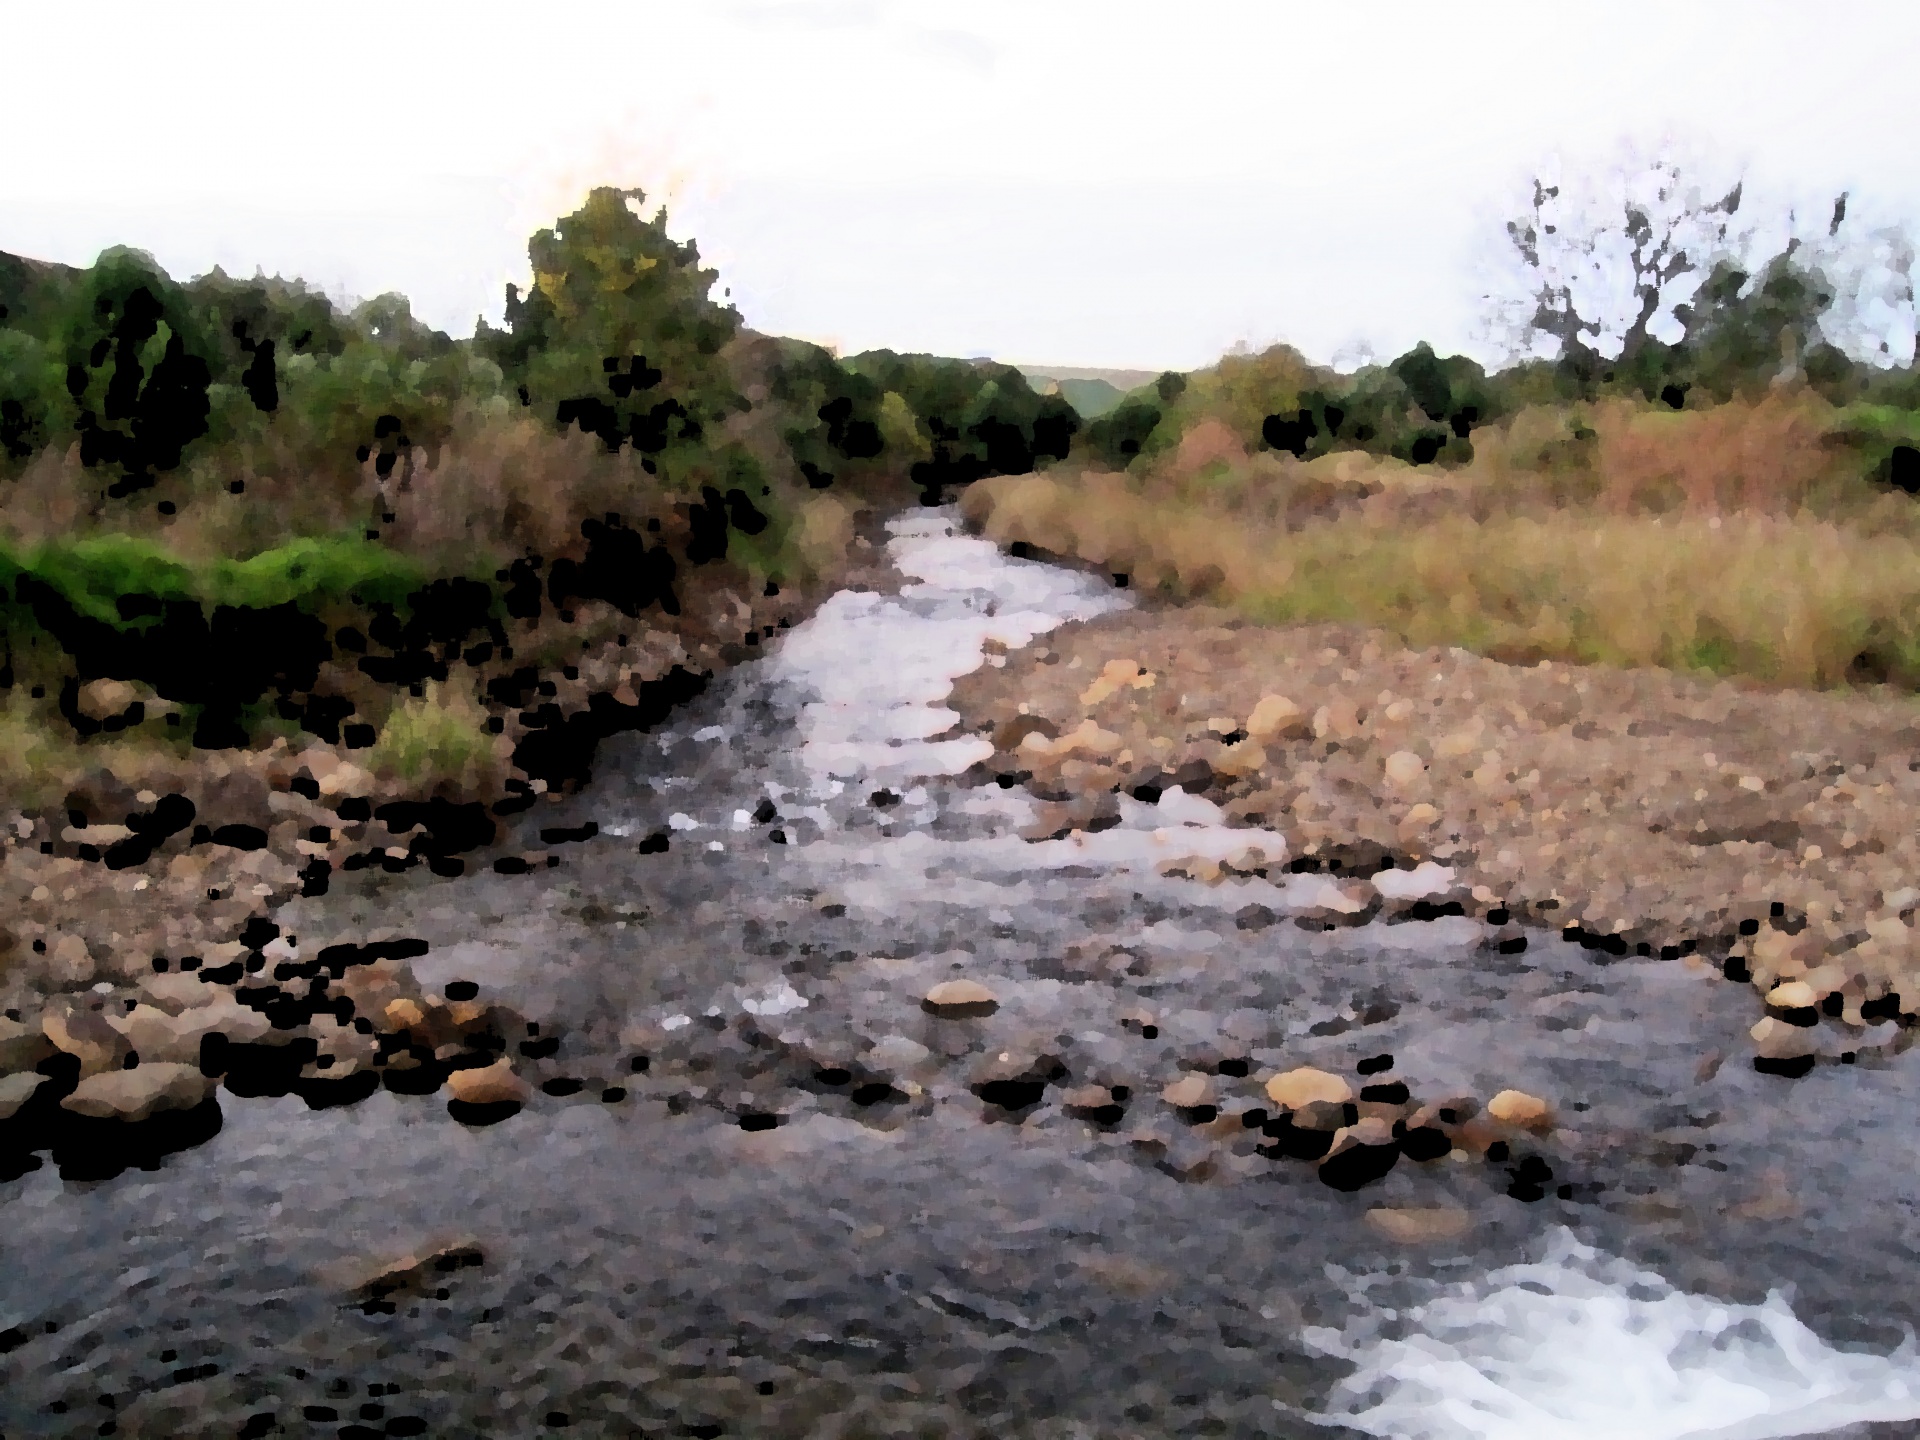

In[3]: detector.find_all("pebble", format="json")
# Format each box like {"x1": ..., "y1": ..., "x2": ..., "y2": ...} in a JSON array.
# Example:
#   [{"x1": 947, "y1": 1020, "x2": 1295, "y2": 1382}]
[
  {"x1": 1264, "y1": 1066, "x2": 1353, "y2": 1109},
  {"x1": 0, "y1": 1016, "x2": 54, "y2": 1074},
  {"x1": 1364, "y1": 1207, "x2": 1474, "y2": 1244},
  {"x1": 447, "y1": 1060, "x2": 531, "y2": 1107},
  {"x1": 922, "y1": 979, "x2": 999, "y2": 1017},
  {"x1": 42, "y1": 1005, "x2": 130, "y2": 1077},
  {"x1": 1486, "y1": 1088, "x2": 1552, "y2": 1129},
  {"x1": 1160, "y1": 1073, "x2": 1213, "y2": 1109},
  {"x1": 1245, "y1": 693, "x2": 1306, "y2": 739},
  {"x1": 60, "y1": 1062, "x2": 215, "y2": 1123},
  {"x1": 1766, "y1": 980, "x2": 1818, "y2": 1010},
  {"x1": 1383, "y1": 750, "x2": 1427, "y2": 787},
  {"x1": 0, "y1": 1070, "x2": 47, "y2": 1121}
]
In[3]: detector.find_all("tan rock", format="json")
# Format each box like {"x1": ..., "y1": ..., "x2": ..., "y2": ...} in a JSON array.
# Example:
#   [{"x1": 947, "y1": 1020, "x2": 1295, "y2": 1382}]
[
  {"x1": 76, "y1": 678, "x2": 153, "y2": 720},
  {"x1": 61, "y1": 1062, "x2": 214, "y2": 1122},
  {"x1": 137, "y1": 971, "x2": 219, "y2": 1015},
  {"x1": 385, "y1": 997, "x2": 428, "y2": 1032},
  {"x1": 1750, "y1": 1015, "x2": 1817, "y2": 1060},
  {"x1": 1061, "y1": 1083, "x2": 1122, "y2": 1113},
  {"x1": 61, "y1": 823, "x2": 134, "y2": 846},
  {"x1": 1246, "y1": 694, "x2": 1307, "y2": 740},
  {"x1": 0, "y1": 1016, "x2": 54, "y2": 1075},
  {"x1": 1399, "y1": 802, "x2": 1440, "y2": 829},
  {"x1": 1291, "y1": 1098, "x2": 1353, "y2": 1131},
  {"x1": 1213, "y1": 739, "x2": 1268, "y2": 778},
  {"x1": 181, "y1": 994, "x2": 273, "y2": 1047},
  {"x1": 1078, "y1": 659, "x2": 1154, "y2": 707},
  {"x1": 1486, "y1": 1089, "x2": 1552, "y2": 1130},
  {"x1": 922, "y1": 979, "x2": 999, "y2": 1017},
  {"x1": 1364, "y1": 1207, "x2": 1475, "y2": 1244},
  {"x1": 1383, "y1": 750, "x2": 1427, "y2": 788},
  {"x1": 105, "y1": 1004, "x2": 207, "y2": 1065},
  {"x1": 1312, "y1": 697, "x2": 1361, "y2": 740},
  {"x1": 1325, "y1": 1116, "x2": 1395, "y2": 1158},
  {"x1": 446, "y1": 1059, "x2": 529, "y2": 1107},
  {"x1": 43, "y1": 1004, "x2": 129, "y2": 1076},
  {"x1": 1265, "y1": 1066, "x2": 1353, "y2": 1110},
  {"x1": 1161, "y1": 1073, "x2": 1214, "y2": 1109},
  {"x1": 46, "y1": 934, "x2": 97, "y2": 987},
  {"x1": 1765, "y1": 980, "x2": 1817, "y2": 1010},
  {"x1": 0, "y1": 1071, "x2": 46, "y2": 1121}
]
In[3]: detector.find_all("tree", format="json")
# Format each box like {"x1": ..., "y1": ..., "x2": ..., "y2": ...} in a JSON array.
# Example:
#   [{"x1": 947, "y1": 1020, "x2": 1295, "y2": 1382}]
[
  {"x1": 478, "y1": 186, "x2": 745, "y2": 480},
  {"x1": 54, "y1": 247, "x2": 217, "y2": 496},
  {"x1": 1488, "y1": 154, "x2": 1745, "y2": 374},
  {"x1": 1489, "y1": 153, "x2": 1917, "y2": 398}
]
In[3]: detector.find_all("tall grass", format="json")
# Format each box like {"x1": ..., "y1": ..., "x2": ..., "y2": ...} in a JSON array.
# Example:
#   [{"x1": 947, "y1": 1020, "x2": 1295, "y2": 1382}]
[
  {"x1": 966, "y1": 391, "x2": 1920, "y2": 690},
  {"x1": 366, "y1": 682, "x2": 501, "y2": 790}
]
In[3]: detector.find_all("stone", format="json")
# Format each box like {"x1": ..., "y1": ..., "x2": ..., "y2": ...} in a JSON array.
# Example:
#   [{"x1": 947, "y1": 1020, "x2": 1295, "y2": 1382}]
[
  {"x1": 1265, "y1": 1066, "x2": 1353, "y2": 1109},
  {"x1": 1486, "y1": 1089, "x2": 1552, "y2": 1130},
  {"x1": 0, "y1": 1016, "x2": 54, "y2": 1075},
  {"x1": 1213, "y1": 739, "x2": 1268, "y2": 778},
  {"x1": 61, "y1": 1062, "x2": 214, "y2": 1122},
  {"x1": 1364, "y1": 1207, "x2": 1474, "y2": 1244},
  {"x1": 43, "y1": 1004, "x2": 131, "y2": 1076},
  {"x1": 106, "y1": 1004, "x2": 207, "y2": 1065},
  {"x1": 1383, "y1": 750, "x2": 1427, "y2": 788},
  {"x1": 46, "y1": 934, "x2": 97, "y2": 987},
  {"x1": 0, "y1": 1070, "x2": 47, "y2": 1121},
  {"x1": 922, "y1": 979, "x2": 999, "y2": 1017},
  {"x1": 868, "y1": 1035, "x2": 932, "y2": 1072},
  {"x1": 1766, "y1": 980, "x2": 1818, "y2": 1010},
  {"x1": 1291, "y1": 1099, "x2": 1352, "y2": 1131},
  {"x1": 137, "y1": 971, "x2": 219, "y2": 1015},
  {"x1": 447, "y1": 1059, "x2": 530, "y2": 1107},
  {"x1": 1245, "y1": 694, "x2": 1307, "y2": 740},
  {"x1": 1750, "y1": 1016, "x2": 1817, "y2": 1061},
  {"x1": 1161, "y1": 1073, "x2": 1213, "y2": 1109},
  {"x1": 1062, "y1": 1083, "x2": 1124, "y2": 1115},
  {"x1": 76, "y1": 678, "x2": 163, "y2": 721},
  {"x1": 1078, "y1": 659, "x2": 1153, "y2": 707},
  {"x1": 1319, "y1": 1117, "x2": 1401, "y2": 1190},
  {"x1": 1397, "y1": 803, "x2": 1440, "y2": 839}
]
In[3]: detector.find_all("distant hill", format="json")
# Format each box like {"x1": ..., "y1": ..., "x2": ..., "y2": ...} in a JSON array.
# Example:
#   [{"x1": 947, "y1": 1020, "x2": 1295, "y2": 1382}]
[{"x1": 1017, "y1": 365, "x2": 1163, "y2": 419}]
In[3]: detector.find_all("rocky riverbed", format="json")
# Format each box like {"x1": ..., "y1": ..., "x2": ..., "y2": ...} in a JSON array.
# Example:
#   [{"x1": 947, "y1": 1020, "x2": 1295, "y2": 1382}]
[{"x1": 2, "y1": 512, "x2": 1919, "y2": 1438}]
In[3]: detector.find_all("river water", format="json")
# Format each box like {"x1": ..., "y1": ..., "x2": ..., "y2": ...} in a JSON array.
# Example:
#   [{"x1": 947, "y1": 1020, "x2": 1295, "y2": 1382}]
[{"x1": 3, "y1": 512, "x2": 1920, "y2": 1438}]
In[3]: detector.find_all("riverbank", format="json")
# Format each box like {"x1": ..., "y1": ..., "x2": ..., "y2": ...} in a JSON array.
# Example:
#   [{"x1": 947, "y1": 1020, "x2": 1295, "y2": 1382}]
[
  {"x1": 0, "y1": 498, "x2": 900, "y2": 1139},
  {"x1": 945, "y1": 601, "x2": 1920, "y2": 1071}
]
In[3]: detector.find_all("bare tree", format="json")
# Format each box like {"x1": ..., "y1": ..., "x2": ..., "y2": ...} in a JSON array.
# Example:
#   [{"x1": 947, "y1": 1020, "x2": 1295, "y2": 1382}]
[{"x1": 1488, "y1": 154, "x2": 1747, "y2": 366}]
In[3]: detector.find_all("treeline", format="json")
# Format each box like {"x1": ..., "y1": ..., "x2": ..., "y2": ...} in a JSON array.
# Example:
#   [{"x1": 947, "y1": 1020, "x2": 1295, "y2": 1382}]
[
  {"x1": 1080, "y1": 246, "x2": 1920, "y2": 488},
  {"x1": 0, "y1": 187, "x2": 1078, "y2": 577}
]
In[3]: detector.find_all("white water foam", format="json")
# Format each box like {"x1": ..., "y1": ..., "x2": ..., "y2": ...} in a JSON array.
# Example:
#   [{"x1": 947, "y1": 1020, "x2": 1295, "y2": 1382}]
[
  {"x1": 771, "y1": 511, "x2": 1129, "y2": 791},
  {"x1": 1301, "y1": 1229, "x2": 1920, "y2": 1440}
]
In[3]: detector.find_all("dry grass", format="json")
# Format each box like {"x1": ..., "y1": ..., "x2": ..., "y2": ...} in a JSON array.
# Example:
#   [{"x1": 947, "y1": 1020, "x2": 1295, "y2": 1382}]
[
  {"x1": 365, "y1": 681, "x2": 505, "y2": 792},
  {"x1": 0, "y1": 410, "x2": 672, "y2": 572},
  {"x1": 966, "y1": 392, "x2": 1920, "y2": 691}
]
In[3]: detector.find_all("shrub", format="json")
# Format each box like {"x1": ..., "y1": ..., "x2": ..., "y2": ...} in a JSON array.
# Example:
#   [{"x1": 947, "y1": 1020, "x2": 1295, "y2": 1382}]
[{"x1": 366, "y1": 681, "x2": 501, "y2": 789}]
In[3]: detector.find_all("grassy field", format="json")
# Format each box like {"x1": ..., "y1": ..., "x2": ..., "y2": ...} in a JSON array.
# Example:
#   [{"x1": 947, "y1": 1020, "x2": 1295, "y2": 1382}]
[{"x1": 965, "y1": 391, "x2": 1920, "y2": 692}]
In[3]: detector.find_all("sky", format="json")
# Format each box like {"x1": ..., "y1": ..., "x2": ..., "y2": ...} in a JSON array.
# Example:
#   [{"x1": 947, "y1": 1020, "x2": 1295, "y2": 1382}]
[{"x1": 5, "y1": 1, "x2": 1919, "y2": 372}]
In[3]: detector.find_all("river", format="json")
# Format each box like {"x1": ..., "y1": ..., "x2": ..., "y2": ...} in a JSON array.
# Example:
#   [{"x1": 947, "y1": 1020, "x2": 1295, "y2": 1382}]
[{"x1": 2, "y1": 511, "x2": 1919, "y2": 1438}]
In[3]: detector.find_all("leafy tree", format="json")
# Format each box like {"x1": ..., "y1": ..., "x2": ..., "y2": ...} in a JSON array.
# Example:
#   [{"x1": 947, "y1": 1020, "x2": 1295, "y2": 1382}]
[
  {"x1": 762, "y1": 339, "x2": 889, "y2": 490},
  {"x1": 1083, "y1": 389, "x2": 1165, "y2": 467},
  {"x1": 53, "y1": 247, "x2": 218, "y2": 496},
  {"x1": 479, "y1": 186, "x2": 744, "y2": 481},
  {"x1": 845, "y1": 351, "x2": 1076, "y2": 494},
  {"x1": 0, "y1": 329, "x2": 62, "y2": 467}
]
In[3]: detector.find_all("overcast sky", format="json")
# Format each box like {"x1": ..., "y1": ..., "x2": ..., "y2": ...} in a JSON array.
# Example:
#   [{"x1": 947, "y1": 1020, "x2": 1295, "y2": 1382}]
[{"x1": 5, "y1": 1, "x2": 1919, "y2": 370}]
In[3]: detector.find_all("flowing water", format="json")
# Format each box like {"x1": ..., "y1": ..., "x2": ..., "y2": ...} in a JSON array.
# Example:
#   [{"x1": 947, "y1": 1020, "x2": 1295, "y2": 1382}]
[{"x1": 3, "y1": 512, "x2": 1920, "y2": 1438}]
